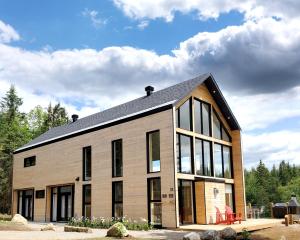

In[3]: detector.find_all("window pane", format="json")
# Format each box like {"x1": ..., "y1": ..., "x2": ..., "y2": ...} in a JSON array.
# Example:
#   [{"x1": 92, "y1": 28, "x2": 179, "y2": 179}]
[
  {"x1": 179, "y1": 99, "x2": 191, "y2": 131},
  {"x1": 195, "y1": 139, "x2": 203, "y2": 175},
  {"x1": 150, "y1": 203, "x2": 162, "y2": 225},
  {"x1": 85, "y1": 205, "x2": 91, "y2": 219},
  {"x1": 148, "y1": 131, "x2": 160, "y2": 172},
  {"x1": 113, "y1": 182, "x2": 123, "y2": 202},
  {"x1": 176, "y1": 134, "x2": 180, "y2": 172},
  {"x1": 223, "y1": 146, "x2": 232, "y2": 178},
  {"x1": 150, "y1": 178, "x2": 161, "y2": 201},
  {"x1": 84, "y1": 147, "x2": 91, "y2": 180},
  {"x1": 203, "y1": 141, "x2": 212, "y2": 176},
  {"x1": 194, "y1": 100, "x2": 201, "y2": 134},
  {"x1": 214, "y1": 144, "x2": 223, "y2": 177},
  {"x1": 114, "y1": 203, "x2": 123, "y2": 218},
  {"x1": 202, "y1": 103, "x2": 210, "y2": 136},
  {"x1": 225, "y1": 184, "x2": 234, "y2": 210},
  {"x1": 179, "y1": 134, "x2": 192, "y2": 173},
  {"x1": 113, "y1": 140, "x2": 123, "y2": 177},
  {"x1": 222, "y1": 127, "x2": 230, "y2": 142},
  {"x1": 84, "y1": 185, "x2": 91, "y2": 204},
  {"x1": 213, "y1": 111, "x2": 221, "y2": 139}
]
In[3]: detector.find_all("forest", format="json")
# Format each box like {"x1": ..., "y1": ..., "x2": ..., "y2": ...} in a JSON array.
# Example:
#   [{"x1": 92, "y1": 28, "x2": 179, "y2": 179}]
[
  {"x1": 0, "y1": 86, "x2": 299, "y2": 216},
  {"x1": 0, "y1": 86, "x2": 69, "y2": 213}
]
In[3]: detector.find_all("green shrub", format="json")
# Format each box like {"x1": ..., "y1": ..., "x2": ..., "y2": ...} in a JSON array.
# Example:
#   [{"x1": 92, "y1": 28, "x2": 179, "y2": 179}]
[
  {"x1": 241, "y1": 228, "x2": 251, "y2": 240},
  {"x1": 0, "y1": 214, "x2": 12, "y2": 221},
  {"x1": 67, "y1": 216, "x2": 153, "y2": 231}
]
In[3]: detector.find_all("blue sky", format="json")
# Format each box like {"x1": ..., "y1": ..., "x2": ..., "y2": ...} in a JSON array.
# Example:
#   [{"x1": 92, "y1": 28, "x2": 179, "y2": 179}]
[{"x1": 0, "y1": 0, "x2": 299, "y2": 168}]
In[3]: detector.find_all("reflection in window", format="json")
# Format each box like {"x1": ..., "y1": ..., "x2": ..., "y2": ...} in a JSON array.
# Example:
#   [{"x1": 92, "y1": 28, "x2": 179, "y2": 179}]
[
  {"x1": 223, "y1": 146, "x2": 232, "y2": 178},
  {"x1": 83, "y1": 185, "x2": 91, "y2": 219},
  {"x1": 148, "y1": 178, "x2": 162, "y2": 226},
  {"x1": 176, "y1": 99, "x2": 192, "y2": 131},
  {"x1": 214, "y1": 144, "x2": 223, "y2": 178},
  {"x1": 177, "y1": 134, "x2": 192, "y2": 174},
  {"x1": 213, "y1": 110, "x2": 231, "y2": 142},
  {"x1": 147, "y1": 131, "x2": 160, "y2": 172},
  {"x1": 195, "y1": 139, "x2": 212, "y2": 176},
  {"x1": 112, "y1": 140, "x2": 123, "y2": 177},
  {"x1": 112, "y1": 182, "x2": 123, "y2": 218},
  {"x1": 214, "y1": 144, "x2": 232, "y2": 178},
  {"x1": 225, "y1": 184, "x2": 234, "y2": 210},
  {"x1": 83, "y1": 146, "x2": 91, "y2": 181},
  {"x1": 194, "y1": 99, "x2": 211, "y2": 136}
]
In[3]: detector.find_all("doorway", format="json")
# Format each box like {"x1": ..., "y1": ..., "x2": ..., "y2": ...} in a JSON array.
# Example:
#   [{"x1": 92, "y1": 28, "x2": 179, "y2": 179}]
[
  {"x1": 178, "y1": 180, "x2": 194, "y2": 224},
  {"x1": 17, "y1": 189, "x2": 34, "y2": 220},
  {"x1": 51, "y1": 185, "x2": 74, "y2": 222}
]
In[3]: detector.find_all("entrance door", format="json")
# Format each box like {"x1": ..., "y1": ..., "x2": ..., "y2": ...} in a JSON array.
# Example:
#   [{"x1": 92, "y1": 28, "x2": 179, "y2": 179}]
[
  {"x1": 51, "y1": 185, "x2": 74, "y2": 222},
  {"x1": 178, "y1": 180, "x2": 194, "y2": 224},
  {"x1": 18, "y1": 189, "x2": 34, "y2": 220}
]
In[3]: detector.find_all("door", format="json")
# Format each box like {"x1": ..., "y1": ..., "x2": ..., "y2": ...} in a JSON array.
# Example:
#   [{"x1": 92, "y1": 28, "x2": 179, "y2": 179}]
[
  {"x1": 178, "y1": 180, "x2": 194, "y2": 224},
  {"x1": 18, "y1": 189, "x2": 34, "y2": 220}
]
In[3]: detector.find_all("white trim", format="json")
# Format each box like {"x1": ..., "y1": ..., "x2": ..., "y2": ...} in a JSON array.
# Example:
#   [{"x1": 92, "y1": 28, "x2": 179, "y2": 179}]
[{"x1": 15, "y1": 100, "x2": 176, "y2": 152}]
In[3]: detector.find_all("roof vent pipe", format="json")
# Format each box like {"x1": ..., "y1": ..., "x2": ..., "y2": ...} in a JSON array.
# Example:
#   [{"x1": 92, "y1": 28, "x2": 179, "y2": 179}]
[
  {"x1": 145, "y1": 86, "x2": 154, "y2": 96},
  {"x1": 71, "y1": 114, "x2": 79, "y2": 122}
]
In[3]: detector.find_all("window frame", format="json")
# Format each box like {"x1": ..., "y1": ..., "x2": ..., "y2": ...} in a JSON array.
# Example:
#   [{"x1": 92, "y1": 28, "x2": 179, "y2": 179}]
[
  {"x1": 147, "y1": 177, "x2": 162, "y2": 227},
  {"x1": 194, "y1": 98, "x2": 212, "y2": 137},
  {"x1": 35, "y1": 190, "x2": 45, "y2": 199},
  {"x1": 112, "y1": 139, "x2": 123, "y2": 178},
  {"x1": 213, "y1": 143, "x2": 233, "y2": 179},
  {"x1": 195, "y1": 138, "x2": 213, "y2": 176},
  {"x1": 112, "y1": 181, "x2": 123, "y2": 218},
  {"x1": 176, "y1": 133, "x2": 194, "y2": 174},
  {"x1": 24, "y1": 156, "x2": 36, "y2": 168},
  {"x1": 176, "y1": 98, "x2": 193, "y2": 131},
  {"x1": 82, "y1": 146, "x2": 92, "y2": 181},
  {"x1": 146, "y1": 130, "x2": 161, "y2": 173},
  {"x1": 212, "y1": 109, "x2": 232, "y2": 142},
  {"x1": 82, "y1": 184, "x2": 91, "y2": 219}
]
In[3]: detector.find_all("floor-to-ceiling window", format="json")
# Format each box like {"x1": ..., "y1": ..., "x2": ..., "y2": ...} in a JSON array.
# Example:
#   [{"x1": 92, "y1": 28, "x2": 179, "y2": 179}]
[
  {"x1": 17, "y1": 189, "x2": 34, "y2": 220},
  {"x1": 148, "y1": 178, "x2": 162, "y2": 227},
  {"x1": 147, "y1": 131, "x2": 160, "y2": 173},
  {"x1": 177, "y1": 133, "x2": 193, "y2": 174},
  {"x1": 83, "y1": 184, "x2": 91, "y2": 219},
  {"x1": 112, "y1": 139, "x2": 123, "y2": 177},
  {"x1": 178, "y1": 180, "x2": 194, "y2": 224},
  {"x1": 112, "y1": 181, "x2": 123, "y2": 218}
]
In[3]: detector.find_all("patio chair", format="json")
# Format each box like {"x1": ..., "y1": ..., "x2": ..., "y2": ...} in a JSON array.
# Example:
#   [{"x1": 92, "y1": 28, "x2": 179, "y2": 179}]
[
  {"x1": 225, "y1": 205, "x2": 242, "y2": 224},
  {"x1": 215, "y1": 207, "x2": 230, "y2": 225}
]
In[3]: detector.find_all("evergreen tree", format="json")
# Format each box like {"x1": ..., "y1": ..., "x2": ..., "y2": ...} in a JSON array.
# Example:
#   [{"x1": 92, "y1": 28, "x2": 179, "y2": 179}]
[{"x1": 44, "y1": 103, "x2": 69, "y2": 130}]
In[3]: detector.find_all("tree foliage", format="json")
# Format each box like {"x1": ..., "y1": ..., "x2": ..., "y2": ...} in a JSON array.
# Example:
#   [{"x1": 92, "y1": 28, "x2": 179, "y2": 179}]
[{"x1": 0, "y1": 85, "x2": 69, "y2": 213}]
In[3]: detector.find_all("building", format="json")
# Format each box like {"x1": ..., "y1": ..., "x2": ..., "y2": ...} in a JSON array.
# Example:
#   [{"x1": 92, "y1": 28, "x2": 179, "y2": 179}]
[{"x1": 12, "y1": 73, "x2": 246, "y2": 228}]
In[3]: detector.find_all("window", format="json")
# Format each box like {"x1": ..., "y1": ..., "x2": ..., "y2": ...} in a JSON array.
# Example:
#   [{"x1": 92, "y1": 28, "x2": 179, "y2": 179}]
[
  {"x1": 194, "y1": 99, "x2": 211, "y2": 136},
  {"x1": 83, "y1": 146, "x2": 91, "y2": 181},
  {"x1": 178, "y1": 180, "x2": 194, "y2": 224},
  {"x1": 213, "y1": 110, "x2": 231, "y2": 142},
  {"x1": 148, "y1": 178, "x2": 162, "y2": 226},
  {"x1": 35, "y1": 190, "x2": 45, "y2": 199},
  {"x1": 195, "y1": 138, "x2": 213, "y2": 176},
  {"x1": 176, "y1": 134, "x2": 193, "y2": 174},
  {"x1": 112, "y1": 181, "x2": 123, "y2": 218},
  {"x1": 112, "y1": 139, "x2": 123, "y2": 177},
  {"x1": 24, "y1": 156, "x2": 36, "y2": 167},
  {"x1": 225, "y1": 184, "x2": 234, "y2": 210},
  {"x1": 147, "y1": 131, "x2": 160, "y2": 173},
  {"x1": 83, "y1": 185, "x2": 91, "y2": 219},
  {"x1": 176, "y1": 99, "x2": 192, "y2": 131},
  {"x1": 213, "y1": 144, "x2": 232, "y2": 178}
]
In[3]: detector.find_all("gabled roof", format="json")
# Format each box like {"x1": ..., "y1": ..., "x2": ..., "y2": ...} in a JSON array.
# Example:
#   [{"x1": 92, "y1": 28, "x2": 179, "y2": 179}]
[{"x1": 15, "y1": 73, "x2": 240, "y2": 154}]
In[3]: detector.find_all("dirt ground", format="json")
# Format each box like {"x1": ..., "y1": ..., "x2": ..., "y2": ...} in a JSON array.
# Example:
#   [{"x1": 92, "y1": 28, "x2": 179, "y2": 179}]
[{"x1": 250, "y1": 224, "x2": 300, "y2": 240}]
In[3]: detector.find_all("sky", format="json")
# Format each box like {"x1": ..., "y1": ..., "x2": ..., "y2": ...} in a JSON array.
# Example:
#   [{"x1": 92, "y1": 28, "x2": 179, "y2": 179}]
[{"x1": 0, "y1": 0, "x2": 299, "y2": 169}]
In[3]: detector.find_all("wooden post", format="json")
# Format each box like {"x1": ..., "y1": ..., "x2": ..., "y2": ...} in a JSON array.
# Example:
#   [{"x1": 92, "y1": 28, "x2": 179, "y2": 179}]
[
  {"x1": 270, "y1": 203, "x2": 274, "y2": 218},
  {"x1": 285, "y1": 215, "x2": 289, "y2": 226}
]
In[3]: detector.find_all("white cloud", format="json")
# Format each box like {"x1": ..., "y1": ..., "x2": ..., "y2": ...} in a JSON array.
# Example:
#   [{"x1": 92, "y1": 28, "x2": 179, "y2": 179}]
[
  {"x1": 81, "y1": 8, "x2": 108, "y2": 28},
  {"x1": 113, "y1": 0, "x2": 300, "y2": 22},
  {"x1": 0, "y1": 20, "x2": 20, "y2": 43},
  {"x1": 137, "y1": 20, "x2": 149, "y2": 30}
]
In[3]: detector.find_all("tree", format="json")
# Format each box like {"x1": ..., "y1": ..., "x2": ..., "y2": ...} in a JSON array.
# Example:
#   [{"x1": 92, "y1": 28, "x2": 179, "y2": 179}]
[
  {"x1": 27, "y1": 106, "x2": 47, "y2": 138},
  {"x1": 44, "y1": 103, "x2": 69, "y2": 130}
]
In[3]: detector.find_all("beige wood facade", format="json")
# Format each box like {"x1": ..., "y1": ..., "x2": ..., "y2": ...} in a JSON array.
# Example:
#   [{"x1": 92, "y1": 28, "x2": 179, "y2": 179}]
[{"x1": 12, "y1": 82, "x2": 246, "y2": 228}]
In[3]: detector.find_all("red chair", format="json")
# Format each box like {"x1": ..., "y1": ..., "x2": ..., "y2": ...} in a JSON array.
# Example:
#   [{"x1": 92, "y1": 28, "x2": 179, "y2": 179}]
[
  {"x1": 215, "y1": 207, "x2": 230, "y2": 225},
  {"x1": 225, "y1": 205, "x2": 242, "y2": 224}
]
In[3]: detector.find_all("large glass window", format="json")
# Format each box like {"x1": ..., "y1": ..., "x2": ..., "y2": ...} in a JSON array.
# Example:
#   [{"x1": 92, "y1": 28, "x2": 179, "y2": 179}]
[
  {"x1": 83, "y1": 146, "x2": 91, "y2": 181},
  {"x1": 148, "y1": 178, "x2": 162, "y2": 226},
  {"x1": 223, "y1": 146, "x2": 232, "y2": 178},
  {"x1": 177, "y1": 134, "x2": 193, "y2": 174},
  {"x1": 147, "y1": 131, "x2": 160, "y2": 172},
  {"x1": 176, "y1": 99, "x2": 192, "y2": 131},
  {"x1": 213, "y1": 110, "x2": 231, "y2": 142},
  {"x1": 83, "y1": 185, "x2": 91, "y2": 219},
  {"x1": 112, "y1": 139, "x2": 123, "y2": 177},
  {"x1": 112, "y1": 181, "x2": 123, "y2": 218},
  {"x1": 214, "y1": 144, "x2": 223, "y2": 178},
  {"x1": 225, "y1": 184, "x2": 234, "y2": 210},
  {"x1": 195, "y1": 139, "x2": 212, "y2": 176},
  {"x1": 194, "y1": 99, "x2": 211, "y2": 136}
]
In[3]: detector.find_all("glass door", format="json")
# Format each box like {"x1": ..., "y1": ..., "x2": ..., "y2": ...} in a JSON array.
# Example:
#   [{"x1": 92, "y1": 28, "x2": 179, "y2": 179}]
[
  {"x1": 178, "y1": 180, "x2": 194, "y2": 224},
  {"x1": 18, "y1": 189, "x2": 34, "y2": 220}
]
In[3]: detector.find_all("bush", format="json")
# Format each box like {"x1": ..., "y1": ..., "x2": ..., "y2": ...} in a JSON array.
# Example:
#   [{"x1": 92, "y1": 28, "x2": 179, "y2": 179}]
[
  {"x1": 67, "y1": 216, "x2": 153, "y2": 231},
  {"x1": 241, "y1": 228, "x2": 251, "y2": 240},
  {"x1": 0, "y1": 214, "x2": 12, "y2": 221}
]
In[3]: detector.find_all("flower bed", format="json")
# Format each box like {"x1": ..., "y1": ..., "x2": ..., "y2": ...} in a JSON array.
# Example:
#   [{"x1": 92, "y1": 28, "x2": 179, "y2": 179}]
[{"x1": 67, "y1": 217, "x2": 152, "y2": 231}]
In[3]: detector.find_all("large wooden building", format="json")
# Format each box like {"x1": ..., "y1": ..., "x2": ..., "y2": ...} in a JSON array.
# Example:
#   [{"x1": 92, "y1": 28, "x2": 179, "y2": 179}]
[{"x1": 12, "y1": 73, "x2": 246, "y2": 228}]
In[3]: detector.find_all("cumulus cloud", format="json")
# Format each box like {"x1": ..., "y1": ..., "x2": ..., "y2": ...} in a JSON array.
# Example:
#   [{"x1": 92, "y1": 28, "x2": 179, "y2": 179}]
[
  {"x1": 113, "y1": 0, "x2": 300, "y2": 22},
  {"x1": 0, "y1": 20, "x2": 20, "y2": 43}
]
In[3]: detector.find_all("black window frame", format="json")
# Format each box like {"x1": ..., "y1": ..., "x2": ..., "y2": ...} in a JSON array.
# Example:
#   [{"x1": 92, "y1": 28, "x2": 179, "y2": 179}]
[
  {"x1": 112, "y1": 181, "x2": 123, "y2": 218},
  {"x1": 112, "y1": 139, "x2": 123, "y2": 178},
  {"x1": 176, "y1": 133, "x2": 194, "y2": 174},
  {"x1": 82, "y1": 146, "x2": 92, "y2": 181},
  {"x1": 176, "y1": 98, "x2": 193, "y2": 131},
  {"x1": 213, "y1": 143, "x2": 233, "y2": 179},
  {"x1": 35, "y1": 190, "x2": 45, "y2": 199},
  {"x1": 195, "y1": 138, "x2": 213, "y2": 176},
  {"x1": 147, "y1": 130, "x2": 161, "y2": 173},
  {"x1": 194, "y1": 98, "x2": 212, "y2": 137},
  {"x1": 147, "y1": 177, "x2": 162, "y2": 227},
  {"x1": 24, "y1": 156, "x2": 36, "y2": 168},
  {"x1": 212, "y1": 109, "x2": 232, "y2": 142},
  {"x1": 82, "y1": 184, "x2": 91, "y2": 219}
]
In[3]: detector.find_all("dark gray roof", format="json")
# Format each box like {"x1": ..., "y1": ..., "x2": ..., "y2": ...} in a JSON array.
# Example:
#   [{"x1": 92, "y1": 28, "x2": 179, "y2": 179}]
[{"x1": 15, "y1": 73, "x2": 240, "y2": 153}]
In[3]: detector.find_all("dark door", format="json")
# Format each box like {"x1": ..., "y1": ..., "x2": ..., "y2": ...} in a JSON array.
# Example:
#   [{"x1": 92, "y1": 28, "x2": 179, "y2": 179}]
[
  {"x1": 178, "y1": 180, "x2": 194, "y2": 224},
  {"x1": 52, "y1": 185, "x2": 74, "y2": 222},
  {"x1": 18, "y1": 189, "x2": 34, "y2": 221}
]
